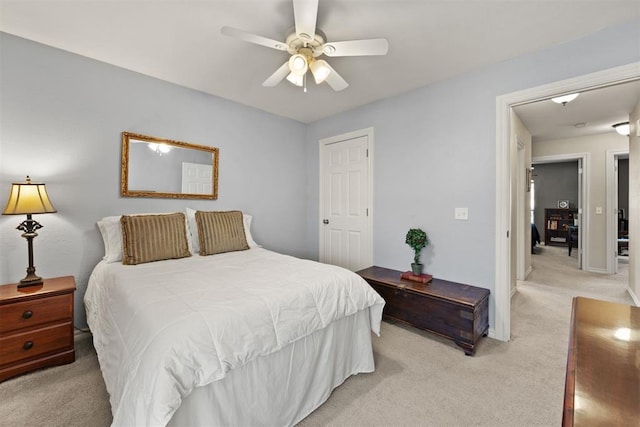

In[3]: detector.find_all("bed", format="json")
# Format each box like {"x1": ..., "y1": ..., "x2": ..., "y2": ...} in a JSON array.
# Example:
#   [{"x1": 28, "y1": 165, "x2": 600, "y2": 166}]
[{"x1": 85, "y1": 210, "x2": 384, "y2": 426}]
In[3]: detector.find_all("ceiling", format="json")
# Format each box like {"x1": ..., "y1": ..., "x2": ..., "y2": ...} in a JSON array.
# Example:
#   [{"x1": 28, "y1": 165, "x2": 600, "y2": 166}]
[
  {"x1": 1, "y1": 1, "x2": 638, "y2": 126},
  {"x1": 514, "y1": 79, "x2": 640, "y2": 142}
]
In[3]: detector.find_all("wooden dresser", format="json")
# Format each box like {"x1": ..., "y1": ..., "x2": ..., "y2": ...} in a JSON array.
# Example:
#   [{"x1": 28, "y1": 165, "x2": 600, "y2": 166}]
[
  {"x1": 563, "y1": 297, "x2": 639, "y2": 426},
  {"x1": 357, "y1": 266, "x2": 489, "y2": 355},
  {"x1": 0, "y1": 276, "x2": 76, "y2": 382}
]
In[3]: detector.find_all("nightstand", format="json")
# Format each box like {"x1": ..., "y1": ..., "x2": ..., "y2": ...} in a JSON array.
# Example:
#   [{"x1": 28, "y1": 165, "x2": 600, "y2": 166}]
[{"x1": 0, "y1": 276, "x2": 76, "y2": 382}]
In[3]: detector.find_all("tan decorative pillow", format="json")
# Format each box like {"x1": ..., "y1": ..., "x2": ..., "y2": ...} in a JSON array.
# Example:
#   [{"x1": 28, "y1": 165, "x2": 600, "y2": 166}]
[
  {"x1": 121, "y1": 213, "x2": 191, "y2": 265},
  {"x1": 195, "y1": 210, "x2": 249, "y2": 255}
]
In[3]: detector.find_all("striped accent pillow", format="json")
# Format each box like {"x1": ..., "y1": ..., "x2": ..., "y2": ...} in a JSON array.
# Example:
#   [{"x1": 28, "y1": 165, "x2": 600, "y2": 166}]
[
  {"x1": 195, "y1": 210, "x2": 249, "y2": 255},
  {"x1": 121, "y1": 213, "x2": 191, "y2": 265}
]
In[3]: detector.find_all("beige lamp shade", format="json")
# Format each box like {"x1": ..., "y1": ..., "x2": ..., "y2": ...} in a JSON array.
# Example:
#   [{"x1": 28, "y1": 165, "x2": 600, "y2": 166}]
[{"x1": 2, "y1": 176, "x2": 57, "y2": 215}]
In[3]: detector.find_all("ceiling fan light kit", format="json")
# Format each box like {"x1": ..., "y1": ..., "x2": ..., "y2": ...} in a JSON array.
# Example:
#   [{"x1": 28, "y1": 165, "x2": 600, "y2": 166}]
[
  {"x1": 310, "y1": 60, "x2": 331, "y2": 84},
  {"x1": 289, "y1": 54, "x2": 308, "y2": 76},
  {"x1": 221, "y1": 0, "x2": 389, "y2": 92},
  {"x1": 286, "y1": 72, "x2": 304, "y2": 87}
]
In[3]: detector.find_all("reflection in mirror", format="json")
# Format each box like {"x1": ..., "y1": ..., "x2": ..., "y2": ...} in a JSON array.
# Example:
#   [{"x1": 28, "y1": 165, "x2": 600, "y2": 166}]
[{"x1": 121, "y1": 132, "x2": 219, "y2": 199}]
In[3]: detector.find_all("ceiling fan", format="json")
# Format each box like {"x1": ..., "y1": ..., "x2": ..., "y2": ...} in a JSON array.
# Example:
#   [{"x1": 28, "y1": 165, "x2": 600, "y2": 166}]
[{"x1": 221, "y1": 0, "x2": 389, "y2": 91}]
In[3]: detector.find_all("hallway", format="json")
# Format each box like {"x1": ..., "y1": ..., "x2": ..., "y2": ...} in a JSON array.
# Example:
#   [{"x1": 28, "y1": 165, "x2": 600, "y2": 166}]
[{"x1": 521, "y1": 243, "x2": 632, "y2": 305}]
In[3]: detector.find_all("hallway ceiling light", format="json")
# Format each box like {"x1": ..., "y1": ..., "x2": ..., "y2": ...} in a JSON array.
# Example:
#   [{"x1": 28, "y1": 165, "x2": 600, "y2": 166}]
[
  {"x1": 612, "y1": 122, "x2": 630, "y2": 136},
  {"x1": 551, "y1": 93, "x2": 579, "y2": 105}
]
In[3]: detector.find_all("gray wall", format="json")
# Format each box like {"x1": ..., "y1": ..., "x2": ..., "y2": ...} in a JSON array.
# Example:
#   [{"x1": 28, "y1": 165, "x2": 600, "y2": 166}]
[
  {"x1": 532, "y1": 162, "x2": 579, "y2": 242},
  {"x1": 619, "y1": 158, "x2": 629, "y2": 219},
  {"x1": 0, "y1": 33, "x2": 306, "y2": 327},
  {"x1": 305, "y1": 19, "x2": 640, "y2": 328}
]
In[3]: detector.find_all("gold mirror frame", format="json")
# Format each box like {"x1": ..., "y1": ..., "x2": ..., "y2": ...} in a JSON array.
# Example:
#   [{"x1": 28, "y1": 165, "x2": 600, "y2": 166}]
[{"x1": 121, "y1": 132, "x2": 219, "y2": 199}]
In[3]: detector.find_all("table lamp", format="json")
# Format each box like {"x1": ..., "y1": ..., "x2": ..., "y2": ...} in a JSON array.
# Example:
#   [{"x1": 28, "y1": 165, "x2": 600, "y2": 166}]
[{"x1": 2, "y1": 176, "x2": 57, "y2": 287}]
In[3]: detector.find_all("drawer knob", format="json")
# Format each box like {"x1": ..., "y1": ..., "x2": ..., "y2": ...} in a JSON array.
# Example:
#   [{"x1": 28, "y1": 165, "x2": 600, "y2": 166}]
[
  {"x1": 23, "y1": 341, "x2": 34, "y2": 350},
  {"x1": 22, "y1": 310, "x2": 33, "y2": 319}
]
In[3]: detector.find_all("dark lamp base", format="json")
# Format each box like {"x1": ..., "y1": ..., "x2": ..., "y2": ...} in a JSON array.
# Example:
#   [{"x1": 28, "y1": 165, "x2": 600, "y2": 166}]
[{"x1": 18, "y1": 275, "x2": 43, "y2": 288}]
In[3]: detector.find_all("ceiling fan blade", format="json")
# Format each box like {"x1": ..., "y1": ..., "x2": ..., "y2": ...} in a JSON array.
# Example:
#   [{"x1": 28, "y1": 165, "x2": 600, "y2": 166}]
[
  {"x1": 323, "y1": 63, "x2": 348, "y2": 91},
  {"x1": 293, "y1": 0, "x2": 318, "y2": 43},
  {"x1": 323, "y1": 38, "x2": 389, "y2": 57},
  {"x1": 221, "y1": 26, "x2": 288, "y2": 51},
  {"x1": 262, "y1": 62, "x2": 291, "y2": 87}
]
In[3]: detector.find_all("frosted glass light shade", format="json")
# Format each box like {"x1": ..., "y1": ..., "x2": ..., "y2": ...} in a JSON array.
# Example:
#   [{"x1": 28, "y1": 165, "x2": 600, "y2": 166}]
[
  {"x1": 613, "y1": 122, "x2": 630, "y2": 136},
  {"x1": 310, "y1": 60, "x2": 331, "y2": 84},
  {"x1": 288, "y1": 54, "x2": 308, "y2": 76},
  {"x1": 551, "y1": 93, "x2": 579, "y2": 105},
  {"x1": 286, "y1": 72, "x2": 304, "y2": 87}
]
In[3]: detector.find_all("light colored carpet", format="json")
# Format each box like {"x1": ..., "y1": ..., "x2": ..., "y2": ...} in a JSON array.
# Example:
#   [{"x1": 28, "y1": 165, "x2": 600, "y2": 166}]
[{"x1": 0, "y1": 247, "x2": 633, "y2": 426}]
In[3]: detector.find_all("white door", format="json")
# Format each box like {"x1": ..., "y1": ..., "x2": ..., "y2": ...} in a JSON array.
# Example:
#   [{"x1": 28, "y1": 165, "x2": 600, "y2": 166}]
[
  {"x1": 319, "y1": 129, "x2": 373, "y2": 271},
  {"x1": 182, "y1": 162, "x2": 213, "y2": 194}
]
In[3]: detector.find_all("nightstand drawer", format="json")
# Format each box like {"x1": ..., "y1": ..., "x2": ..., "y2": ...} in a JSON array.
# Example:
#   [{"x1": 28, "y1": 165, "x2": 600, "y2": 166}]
[
  {"x1": 0, "y1": 294, "x2": 72, "y2": 333},
  {"x1": 0, "y1": 322, "x2": 73, "y2": 365}
]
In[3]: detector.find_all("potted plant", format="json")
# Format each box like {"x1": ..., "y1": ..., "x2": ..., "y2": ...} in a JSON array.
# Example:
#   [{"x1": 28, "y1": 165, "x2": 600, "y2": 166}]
[{"x1": 405, "y1": 228, "x2": 429, "y2": 275}]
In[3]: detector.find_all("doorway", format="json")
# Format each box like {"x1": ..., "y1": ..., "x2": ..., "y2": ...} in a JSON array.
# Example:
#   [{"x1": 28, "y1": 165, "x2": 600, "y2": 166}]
[
  {"x1": 531, "y1": 156, "x2": 586, "y2": 271},
  {"x1": 494, "y1": 62, "x2": 640, "y2": 342},
  {"x1": 607, "y1": 150, "x2": 630, "y2": 274}
]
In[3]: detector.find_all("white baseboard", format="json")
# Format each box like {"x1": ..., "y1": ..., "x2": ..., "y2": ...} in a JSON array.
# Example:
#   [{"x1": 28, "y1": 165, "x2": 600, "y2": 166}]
[
  {"x1": 586, "y1": 267, "x2": 608, "y2": 274},
  {"x1": 510, "y1": 285, "x2": 517, "y2": 298},
  {"x1": 525, "y1": 266, "x2": 533, "y2": 279},
  {"x1": 626, "y1": 287, "x2": 640, "y2": 306}
]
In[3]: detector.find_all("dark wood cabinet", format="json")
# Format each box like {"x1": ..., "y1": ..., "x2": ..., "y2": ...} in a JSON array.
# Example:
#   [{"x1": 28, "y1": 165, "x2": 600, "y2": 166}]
[
  {"x1": 0, "y1": 276, "x2": 76, "y2": 382},
  {"x1": 545, "y1": 208, "x2": 577, "y2": 246},
  {"x1": 357, "y1": 266, "x2": 489, "y2": 356}
]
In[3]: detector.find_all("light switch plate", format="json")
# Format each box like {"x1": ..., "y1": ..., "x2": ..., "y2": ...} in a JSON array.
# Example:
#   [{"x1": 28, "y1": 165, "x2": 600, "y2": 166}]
[
  {"x1": 595, "y1": 206, "x2": 603, "y2": 215},
  {"x1": 455, "y1": 207, "x2": 469, "y2": 220}
]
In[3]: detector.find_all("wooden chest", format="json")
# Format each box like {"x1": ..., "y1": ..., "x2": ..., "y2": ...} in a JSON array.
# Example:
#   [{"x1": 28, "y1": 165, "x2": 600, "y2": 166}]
[
  {"x1": 0, "y1": 276, "x2": 76, "y2": 381},
  {"x1": 357, "y1": 266, "x2": 489, "y2": 355}
]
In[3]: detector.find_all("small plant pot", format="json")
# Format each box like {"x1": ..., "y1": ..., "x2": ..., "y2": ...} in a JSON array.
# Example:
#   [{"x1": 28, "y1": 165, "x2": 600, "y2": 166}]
[{"x1": 411, "y1": 263, "x2": 423, "y2": 275}]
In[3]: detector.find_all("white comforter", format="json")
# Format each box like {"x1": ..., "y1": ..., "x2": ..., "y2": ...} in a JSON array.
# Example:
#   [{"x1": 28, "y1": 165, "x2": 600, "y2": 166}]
[{"x1": 85, "y1": 248, "x2": 384, "y2": 426}]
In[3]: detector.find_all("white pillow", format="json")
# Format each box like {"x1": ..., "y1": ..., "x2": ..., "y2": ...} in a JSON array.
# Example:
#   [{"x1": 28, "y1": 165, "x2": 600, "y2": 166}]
[
  {"x1": 97, "y1": 216, "x2": 122, "y2": 263},
  {"x1": 185, "y1": 207, "x2": 259, "y2": 254},
  {"x1": 97, "y1": 212, "x2": 193, "y2": 263}
]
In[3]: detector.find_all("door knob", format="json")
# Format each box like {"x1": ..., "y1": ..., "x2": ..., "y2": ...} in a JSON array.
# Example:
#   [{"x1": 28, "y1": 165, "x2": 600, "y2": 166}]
[{"x1": 323, "y1": 219, "x2": 329, "y2": 224}]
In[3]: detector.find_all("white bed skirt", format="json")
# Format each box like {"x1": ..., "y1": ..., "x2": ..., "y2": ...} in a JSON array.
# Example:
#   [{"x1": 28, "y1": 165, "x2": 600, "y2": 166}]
[{"x1": 168, "y1": 309, "x2": 375, "y2": 427}]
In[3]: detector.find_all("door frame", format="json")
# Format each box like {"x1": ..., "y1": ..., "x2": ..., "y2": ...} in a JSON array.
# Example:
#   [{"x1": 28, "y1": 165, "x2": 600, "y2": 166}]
[
  {"x1": 318, "y1": 127, "x2": 374, "y2": 268},
  {"x1": 495, "y1": 62, "x2": 640, "y2": 342}
]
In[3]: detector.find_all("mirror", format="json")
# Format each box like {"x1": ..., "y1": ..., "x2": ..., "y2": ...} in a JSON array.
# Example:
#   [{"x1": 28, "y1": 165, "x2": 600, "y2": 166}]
[{"x1": 121, "y1": 132, "x2": 219, "y2": 199}]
